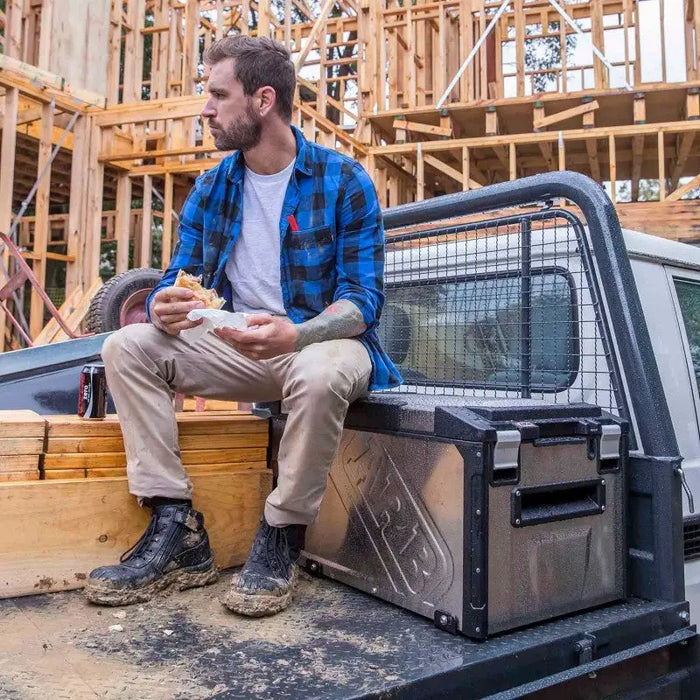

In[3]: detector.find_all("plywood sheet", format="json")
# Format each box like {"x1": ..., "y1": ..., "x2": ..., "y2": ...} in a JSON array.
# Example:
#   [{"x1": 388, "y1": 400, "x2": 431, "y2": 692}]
[{"x1": 0, "y1": 471, "x2": 272, "y2": 598}]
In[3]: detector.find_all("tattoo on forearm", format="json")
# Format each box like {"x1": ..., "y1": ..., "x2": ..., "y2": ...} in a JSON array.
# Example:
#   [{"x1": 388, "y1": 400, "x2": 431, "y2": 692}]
[{"x1": 295, "y1": 300, "x2": 367, "y2": 350}]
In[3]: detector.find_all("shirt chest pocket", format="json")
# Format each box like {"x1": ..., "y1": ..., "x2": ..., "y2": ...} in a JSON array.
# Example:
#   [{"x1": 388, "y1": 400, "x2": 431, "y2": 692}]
[{"x1": 286, "y1": 225, "x2": 336, "y2": 278}]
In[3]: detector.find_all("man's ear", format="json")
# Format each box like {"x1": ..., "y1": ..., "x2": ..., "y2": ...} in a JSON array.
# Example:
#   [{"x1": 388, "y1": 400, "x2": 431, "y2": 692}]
[{"x1": 257, "y1": 86, "x2": 277, "y2": 117}]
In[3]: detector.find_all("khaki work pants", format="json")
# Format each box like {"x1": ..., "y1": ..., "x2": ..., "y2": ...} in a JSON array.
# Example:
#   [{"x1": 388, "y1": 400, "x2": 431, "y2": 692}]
[{"x1": 101, "y1": 324, "x2": 372, "y2": 526}]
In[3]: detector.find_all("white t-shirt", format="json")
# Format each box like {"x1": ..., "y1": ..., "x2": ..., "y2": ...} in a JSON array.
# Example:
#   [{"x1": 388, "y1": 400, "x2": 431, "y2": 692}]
[{"x1": 225, "y1": 158, "x2": 295, "y2": 315}]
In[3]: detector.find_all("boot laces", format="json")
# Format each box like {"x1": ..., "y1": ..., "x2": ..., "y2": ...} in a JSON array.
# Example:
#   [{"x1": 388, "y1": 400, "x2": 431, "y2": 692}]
[
  {"x1": 119, "y1": 510, "x2": 169, "y2": 564},
  {"x1": 248, "y1": 521, "x2": 293, "y2": 576}
]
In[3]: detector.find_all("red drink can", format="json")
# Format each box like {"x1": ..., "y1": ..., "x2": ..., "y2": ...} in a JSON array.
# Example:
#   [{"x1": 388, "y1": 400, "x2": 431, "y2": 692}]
[{"x1": 78, "y1": 363, "x2": 107, "y2": 419}]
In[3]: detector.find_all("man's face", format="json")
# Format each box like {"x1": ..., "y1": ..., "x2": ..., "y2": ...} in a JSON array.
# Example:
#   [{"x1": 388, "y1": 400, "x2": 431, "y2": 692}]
[{"x1": 202, "y1": 58, "x2": 262, "y2": 152}]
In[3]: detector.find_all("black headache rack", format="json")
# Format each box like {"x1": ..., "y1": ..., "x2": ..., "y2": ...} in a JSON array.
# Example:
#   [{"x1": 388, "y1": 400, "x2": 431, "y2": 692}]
[{"x1": 262, "y1": 172, "x2": 695, "y2": 690}]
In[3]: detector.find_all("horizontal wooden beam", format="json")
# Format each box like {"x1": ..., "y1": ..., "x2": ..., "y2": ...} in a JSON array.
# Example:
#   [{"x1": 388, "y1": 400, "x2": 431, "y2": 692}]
[
  {"x1": 0, "y1": 54, "x2": 106, "y2": 109},
  {"x1": 91, "y1": 95, "x2": 206, "y2": 126},
  {"x1": 99, "y1": 144, "x2": 216, "y2": 163},
  {"x1": 370, "y1": 119, "x2": 700, "y2": 156}
]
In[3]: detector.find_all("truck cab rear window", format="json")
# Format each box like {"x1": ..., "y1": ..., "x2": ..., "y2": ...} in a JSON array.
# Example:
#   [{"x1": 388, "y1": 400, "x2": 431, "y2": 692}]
[
  {"x1": 674, "y1": 279, "x2": 700, "y2": 393},
  {"x1": 378, "y1": 271, "x2": 577, "y2": 391}
]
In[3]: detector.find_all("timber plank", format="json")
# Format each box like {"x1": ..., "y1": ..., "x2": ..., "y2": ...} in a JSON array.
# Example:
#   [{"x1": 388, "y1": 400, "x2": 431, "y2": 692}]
[
  {"x1": 43, "y1": 447, "x2": 267, "y2": 469},
  {"x1": 46, "y1": 412, "x2": 266, "y2": 438},
  {"x1": 0, "y1": 411, "x2": 46, "y2": 438},
  {"x1": 46, "y1": 432, "x2": 268, "y2": 453},
  {"x1": 0, "y1": 437, "x2": 45, "y2": 456},
  {"x1": 0, "y1": 471, "x2": 40, "y2": 482},
  {"x1": 0, "y1": 455, "x2": 40, "y2": 471},
  {"x1": 43, "y1": 461, "x2": 269, "y2": 479},
  {"x1": 0, "y1": 471, "x2": 272, "y2": 597},
  {"x1": 44, "y1": 469, "x2": 87, "y2": 479}
]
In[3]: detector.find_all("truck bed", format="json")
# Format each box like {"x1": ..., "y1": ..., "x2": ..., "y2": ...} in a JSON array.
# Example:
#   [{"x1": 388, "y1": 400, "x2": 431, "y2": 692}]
[{"x1": 1, "y1": 568, "x2": 697, "y2": 700}]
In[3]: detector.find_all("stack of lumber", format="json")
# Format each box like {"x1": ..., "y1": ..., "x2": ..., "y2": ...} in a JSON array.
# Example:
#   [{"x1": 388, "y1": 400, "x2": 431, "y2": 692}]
[
  {"x1": 0, "y1": 411, "x2": 45, "y2": 482},
  {"x1": 0, "y1": 409, "x2": 272, "y2": 598},
  {"x1": 43, "y1": 412, "x2": 268, "y2": 479}
]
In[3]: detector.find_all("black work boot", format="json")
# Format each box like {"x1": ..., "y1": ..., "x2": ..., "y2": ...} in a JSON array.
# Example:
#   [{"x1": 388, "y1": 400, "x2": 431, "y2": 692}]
[
  {"x1": 223, "y1": 517, "x2": 306, "y2": 617},
  {"x1": 84, "y1": 502, "x2": 218, "y2": 606}
]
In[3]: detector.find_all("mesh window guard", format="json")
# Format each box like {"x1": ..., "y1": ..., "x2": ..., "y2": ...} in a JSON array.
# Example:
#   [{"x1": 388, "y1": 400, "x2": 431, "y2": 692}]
[{"x1": 377, "y1": 205, "x2": 626, "y2": 422}]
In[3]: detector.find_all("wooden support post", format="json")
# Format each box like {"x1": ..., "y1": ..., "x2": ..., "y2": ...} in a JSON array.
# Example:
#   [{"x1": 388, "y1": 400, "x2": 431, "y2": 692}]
[
  {"x1": 416, "y1": 145, "x2": 424, "y2": 202},
  {"x1": 140, "y1": 175, "x2": 153, "y2": 268},
  {"x1": 84, "y1": 120, "x2": 105, "y2": 292},
  {"x1": 123, "y1": 0, "x2": 146, "y2": 102},
  {"x1": 66, "y1": 116, "x2": 88, "y2": 297},
  {"x1": 5, "y1": 0, "x2": 24, "y2": 59},
  {"x1": 436, "y1": 6, "x2": 447, "y2": 103},
  {"x1": 515, "y1": 0, "x2": 525, "y2": 96},
  {"x1": 459, "y1": 0, "x2": 472, "y2": 101},
  {"x1": 533, "y1": 102, "x2": 544, "y2": 132},
  {"x1": 658, "y1": 131, "x2": 666, "y2": 201},
  {"x1": 29, "y1": 101, "x2": 55, "y2": 339},
  {"x1": 631, "y1": 135, "x2": 644, "y2": 201},
  {"x1": 115, "y1": 174, "x2": 132, "y2": 274},
  {"x1": 609, "y1": 134, "x2": 617, "y2": 203},
  {"x1": 162, "y1": 173, "x2": 174, "y2": 269},
  {"x1": 183, "y1": 0, "x2": 199, "y2": 96},
  {"x1": 558, "y1": 135, "x2": 566, "y2": 171},
  {"x1": 0, "y1": 87, "x2": 19, "y2": 351},
  {"x1": 485, "y1": 106, "x2": 498, "y2": 136},
  {"x1": 107, "y1": 0, "x2": 123, "y2": 105},
  {"x1": 284, "y1": 0, "x2": 292, "y2": 48},
  {"x1": 634, "y1": 93, "x2": 646, "y2": 124},
  {"x1": 509, "y1": 142, "x2": 516, "y2": 181},
  {"x1": 584, "y1": 138, "x2": 600, "y2": 182},
  {"x1": 462, "y1": 146, "x2": 470, "y2": 190},
  {"x1": 407, "y1": 8, "x2": 417, "y2": 109},
  {"x1": 37, "y1": 0, "x2": 54, "y2": 70},
  {"x1": 687, "y1": 88, "x2": 700, "y2": 121},
  {"x1": 591, "y1": 0, "x2": 607, "y2": 89},
  {"x1": 258, "y1": 0, "x2": 271, "y2": 36},
  {"x1": 216, "y1": 0, "x2": 225, "y2": 41}
]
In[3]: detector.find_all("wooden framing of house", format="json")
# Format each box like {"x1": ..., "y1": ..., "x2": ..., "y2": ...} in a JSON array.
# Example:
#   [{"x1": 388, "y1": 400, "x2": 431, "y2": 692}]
[{"x1": 1, "y1": 0, "x2": 699, "y2": 349}]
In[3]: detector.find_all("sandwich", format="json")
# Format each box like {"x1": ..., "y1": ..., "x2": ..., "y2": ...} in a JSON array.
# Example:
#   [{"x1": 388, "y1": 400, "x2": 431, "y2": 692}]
[{"x1": 173, "y1": 270, "x2": 225, "y2": 309}]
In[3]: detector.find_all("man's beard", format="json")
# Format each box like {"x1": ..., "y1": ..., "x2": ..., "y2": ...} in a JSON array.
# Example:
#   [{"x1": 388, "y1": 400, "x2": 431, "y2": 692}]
[{"x1": 210, "y1": 103, "x2": 262, "y2": 152}]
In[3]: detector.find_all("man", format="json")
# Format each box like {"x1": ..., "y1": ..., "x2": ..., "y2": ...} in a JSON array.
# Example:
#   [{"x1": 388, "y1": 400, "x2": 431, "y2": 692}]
[{"x1": 85, "y1": 35, "x2": 401, "y2": 616}]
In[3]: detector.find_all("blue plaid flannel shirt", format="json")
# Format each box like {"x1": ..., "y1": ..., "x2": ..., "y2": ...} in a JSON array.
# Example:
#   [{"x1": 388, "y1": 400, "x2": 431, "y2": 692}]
[{"x1": 147, "y1": 126, "x2": 402, "y2": 391}]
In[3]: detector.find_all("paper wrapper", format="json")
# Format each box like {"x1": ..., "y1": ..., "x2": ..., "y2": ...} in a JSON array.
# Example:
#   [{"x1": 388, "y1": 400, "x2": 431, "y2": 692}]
[{"x1": 181, "y1": 309, "x2": 249, "y2": 344}]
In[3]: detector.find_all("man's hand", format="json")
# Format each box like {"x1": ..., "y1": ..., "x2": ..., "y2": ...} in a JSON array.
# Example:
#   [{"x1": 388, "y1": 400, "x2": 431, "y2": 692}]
[
  {"x1": 214, "y1": 314, "x2": 298, "y2": 360},
  {"x1": 150, "y1": 286, "x2": 205, "y2": 336}
]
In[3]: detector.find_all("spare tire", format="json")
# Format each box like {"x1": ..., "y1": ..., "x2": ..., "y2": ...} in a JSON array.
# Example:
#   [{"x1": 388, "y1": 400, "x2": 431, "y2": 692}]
[{"x1": 86, "y1": 267, "x2": 163, "y2": 333}]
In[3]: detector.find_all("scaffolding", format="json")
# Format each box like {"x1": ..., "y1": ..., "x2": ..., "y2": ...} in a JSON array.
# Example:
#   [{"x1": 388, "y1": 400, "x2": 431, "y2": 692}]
[{"x1": 0, "y1": 0, "x2": 699, "y2": 349}]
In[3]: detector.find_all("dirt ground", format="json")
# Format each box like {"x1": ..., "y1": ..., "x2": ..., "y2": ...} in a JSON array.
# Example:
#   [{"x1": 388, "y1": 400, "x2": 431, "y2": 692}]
[{"x1": 0, "y1": 567, "x2": 461, "y2": 699}]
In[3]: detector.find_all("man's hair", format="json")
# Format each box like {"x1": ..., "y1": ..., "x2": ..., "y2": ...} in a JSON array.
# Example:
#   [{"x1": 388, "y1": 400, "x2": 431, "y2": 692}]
[{"x1": 204, "y1": 36, "x2": 296, "y2": 122}]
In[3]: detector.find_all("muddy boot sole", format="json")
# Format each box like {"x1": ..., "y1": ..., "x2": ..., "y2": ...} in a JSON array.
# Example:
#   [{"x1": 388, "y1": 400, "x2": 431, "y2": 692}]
[
  {"x1": 222, "y1": 568, "x2": 297, "y2": 618},
  {"x1": 84, "y1": 562, "x2": 219, "y2": 607}
]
